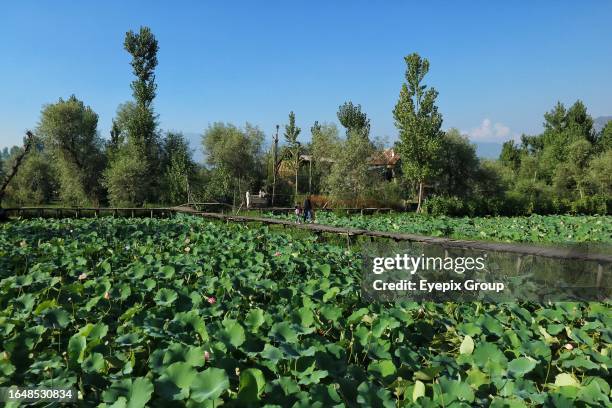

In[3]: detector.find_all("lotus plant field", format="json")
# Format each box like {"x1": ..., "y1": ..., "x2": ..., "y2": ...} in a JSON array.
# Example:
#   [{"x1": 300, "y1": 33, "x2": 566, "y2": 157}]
[
  {"x1": 267, "y1": 212, "x2": 612, "y2": 245},
  {"x1": 0, "y1": 216, "x2": 610, "y2": 407}
]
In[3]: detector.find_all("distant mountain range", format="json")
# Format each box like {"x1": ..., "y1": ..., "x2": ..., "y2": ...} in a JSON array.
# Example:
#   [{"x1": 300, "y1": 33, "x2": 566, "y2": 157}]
[
  {"x1": 473, "y1": 142, "x2": 503, "y2": 159},
  {"x1": 594, "y1": 116, "x2": 612, "y2": 133}
]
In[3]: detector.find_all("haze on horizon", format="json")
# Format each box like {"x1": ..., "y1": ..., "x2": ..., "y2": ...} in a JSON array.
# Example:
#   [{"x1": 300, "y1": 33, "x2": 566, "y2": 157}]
[{"x1": 1, "y1": 1, "x2": 611, "y2": 159}]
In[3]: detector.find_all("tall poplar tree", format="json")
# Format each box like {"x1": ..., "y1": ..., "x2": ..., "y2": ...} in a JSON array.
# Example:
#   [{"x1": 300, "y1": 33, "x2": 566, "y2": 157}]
[
  {"x1": 105, "y1": 26, "x2": 160, "y2": 205},
  {"x1": 337, "y1": 101, "x2": 370, "y2": 136},
  {"x1": 284, "y1": 111, "x2": 301, "y2": 198},
  {"x1": 393, "y1": 53, "x2": 443, "y2": 212}
]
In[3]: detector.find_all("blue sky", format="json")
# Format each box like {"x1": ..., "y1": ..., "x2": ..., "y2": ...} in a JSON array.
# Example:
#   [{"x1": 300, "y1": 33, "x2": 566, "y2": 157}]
[{"x1": 1, "y1": 1, "x2": 611, "y2": 156}]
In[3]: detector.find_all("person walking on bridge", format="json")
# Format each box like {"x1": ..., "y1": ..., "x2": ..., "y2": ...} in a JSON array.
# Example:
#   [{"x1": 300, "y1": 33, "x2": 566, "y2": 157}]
[{"x1": 303, "y1": 196, "x2": 313, "y2": 223}]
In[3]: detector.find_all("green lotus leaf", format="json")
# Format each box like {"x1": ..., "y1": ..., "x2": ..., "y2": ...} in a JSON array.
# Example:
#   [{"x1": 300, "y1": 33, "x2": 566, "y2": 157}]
[
  {"x1": 459, "y1": 335, "x2": 475, "y2": 355},
  {"x1": 41, "y1": 307, "x2": 71, "y2": 328},
  {"x1": 245, "y1": 308, "x2": 265, "y2": 332},
  {"x1": 319, "y1": 305, "x2": 342, "y2": 321},
  {"x1": 103, "y1": 377, "x2": 153, "y2": 408},
  {"x1": 68, "y1": 333, "x2": 86, "y2": 364},
  {"x1": 436, "y1": 377, "x2": 475, "y2": 403},
  {"x1": 294, "y1": 307, "x2": 314, "y2": 328},
  {"x1": 507, "y1": 357, "x2": 537, "y2": 377},
  {"x1": 368, "y1": 360, "x2": 396, "y2": 382},
  {"x1": 158, "y1": 265, "x2": 176, "y2": 279},
  {"x1": 260, "y1": 344, "x2": 284, "y2": 363},
  {"x1": 270, "y1": 322, "x2": 299, "y2": 343},
  {"x1": 154, "y1": 288, "x2": 178, "y2": 306},
  {"x1": 116, "y1": 333, "x2": 141, "y2": 346},
  {"x1": 190, "y1": 367, "x2": 230, "y2": 402},
  {"x1": 237, "y1": 368, "x2": 266, "y2": 402},
  {"x1": 554, "y1": 373, "x2": 580, "y2": 387},
  {"x1": 413, "y1": 380, "x2": 426, "y2": 402},
  {"x1": 171, "y1": 311, "x2": 209, "y2": 342},
  {"x1": 163, "y1": 343, "x2": 205, "y2": 367},
  {"x1": 82, "y1": 352, "x2": 105, "y2": 373},
  {"x1": 356, "y1": 381, "x2": 395, "y2": 408},
  {"x1": 414, "y1": 366, "x2": 442, "y2": 381},
  {"x1": 217, "y1": 320, "x2": 245, "y2": 348},
  {"x1": 14, "y1": 293, "x2": 36, "y2": 315}
]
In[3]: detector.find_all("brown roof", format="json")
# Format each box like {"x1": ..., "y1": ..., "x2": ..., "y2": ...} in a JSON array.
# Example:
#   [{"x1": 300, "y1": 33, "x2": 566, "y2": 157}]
[{"x1": 369, "y1": 148, "x2": 400, "y2": 166}]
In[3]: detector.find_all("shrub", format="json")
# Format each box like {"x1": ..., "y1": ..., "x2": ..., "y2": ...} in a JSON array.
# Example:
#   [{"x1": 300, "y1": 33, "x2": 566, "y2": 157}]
[
  {"x1": 571, "y1": 194, "x2": 609, "y2": 215},
  {"x1": 423, "y1": 196, "x2": 466, "y2": 216},
  {"x1": 103, "y1": 148, "x2": 150, "y2": 206}
]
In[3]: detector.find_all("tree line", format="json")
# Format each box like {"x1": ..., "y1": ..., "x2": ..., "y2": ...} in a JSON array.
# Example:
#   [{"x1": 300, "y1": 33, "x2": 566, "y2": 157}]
[{"x1": 0, "y1": 27, "x2": 610, "y2": 215}]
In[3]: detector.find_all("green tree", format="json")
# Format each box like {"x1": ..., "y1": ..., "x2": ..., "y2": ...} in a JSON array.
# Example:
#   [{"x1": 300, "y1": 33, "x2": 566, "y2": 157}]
[
  {"x1": 393, "y1": 53, "x2": 443, "y2": 212},
  {"x1": 37, "y1": 95, "x2": 105, "y2": 205},
  {"x1": 588, "y1": 150, "x2": 612, "y2": 197},
  {"x1": 201, "y1": 123, "x2": 264, "y2": 204},
  {"x1": 105, "y1": 27, "x2": 161, "y2": 205},
  {"x1": 309, "y1": 122, "x2": 341, "y2": 194},
  {"x1": 552, "y1": 139, "x2": 593, "y2": 200},
  {"x1": 325, "y1": 127, "x2": 375, "y2": 206},
  {"x1": 434, "y1": 129, "x2": 480, "y2": 197},
  {"x1": 124, "y1": 26, "x2": 160, "y2": 157},
  {"x1": 106, "y1": 102, "x2": 137, "y2": 156},
  {"x1": 283, "y1": 111, "x2": 301, "y2": 198},
  {"x1": 3, "y1": 149, "x2": 58, "y2": 205},
  {"x1": 598, "y1": 120, "x2": 612, "y2": 151},
  {"x1": 161, "y1": 132, "x2": 197, "y2": 204},
  {"x1": 337, "y1": 102, "x2": 370, "y2": 135},
  {"x1": 499, "y1": 140, "x2": 522, "y2": 171},
  {"x1": 103, "y1": 145, "x2": 149, "y2": 206}
]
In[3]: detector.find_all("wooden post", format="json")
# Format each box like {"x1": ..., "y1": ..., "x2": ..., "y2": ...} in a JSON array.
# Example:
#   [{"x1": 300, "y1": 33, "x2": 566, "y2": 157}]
[
  {"x1": 272, "y1": 125, "x2": 279, "y2": 206},
  {"x1": 309, "y1": 158, "x2": 312, "y2": 194},
  {"x1": 596, "y1": 263, "x2": 603, "y2": 289}
]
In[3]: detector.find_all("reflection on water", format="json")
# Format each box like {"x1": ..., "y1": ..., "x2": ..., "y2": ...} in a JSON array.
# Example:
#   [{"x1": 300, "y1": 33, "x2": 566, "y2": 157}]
[{"x1": 362, "y1": 240, "x2": 611, "y2": 303}]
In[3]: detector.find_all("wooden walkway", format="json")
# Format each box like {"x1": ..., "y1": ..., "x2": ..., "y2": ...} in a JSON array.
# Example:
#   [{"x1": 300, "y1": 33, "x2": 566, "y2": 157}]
[
  {"x1": 186, "y1": 211, "x2": 612, "y2": 265},
  {"x1": 2, "y1": 205, "x2": 611, "y2": 265}
]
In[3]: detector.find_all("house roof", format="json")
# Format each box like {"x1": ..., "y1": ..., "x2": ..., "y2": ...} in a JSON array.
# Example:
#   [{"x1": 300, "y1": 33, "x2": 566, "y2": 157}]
[{"x1": 369, "y1": 148, "x2": 400, "y2": 166}]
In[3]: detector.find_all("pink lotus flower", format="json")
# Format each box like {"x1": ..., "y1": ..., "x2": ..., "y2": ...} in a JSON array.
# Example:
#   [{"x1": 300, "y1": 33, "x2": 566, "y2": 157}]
[
  {"x1": 564, "y1": 343, "x2": 574, "y2": 350},
  {"x1": 206, "y1": 296, "x2": 216, "y2": 305},
  {"x1": 274, "y1": 251, "x2": 281, "y2": 257},
  {"x1": 204, "y1": 351, "x2": 210, "y2": 361},
  {"x1": 103, "y1": 291, "x2": 110, "y2": 300},
  {"x1": 78, "y1": 273, "x2": 87, "y2": 281}
]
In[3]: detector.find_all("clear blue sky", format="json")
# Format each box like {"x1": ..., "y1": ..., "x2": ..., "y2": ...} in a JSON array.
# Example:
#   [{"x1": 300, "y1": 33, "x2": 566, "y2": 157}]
[{"x1": 1, "y1": 1, "x2": 611, "y2": 154}]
